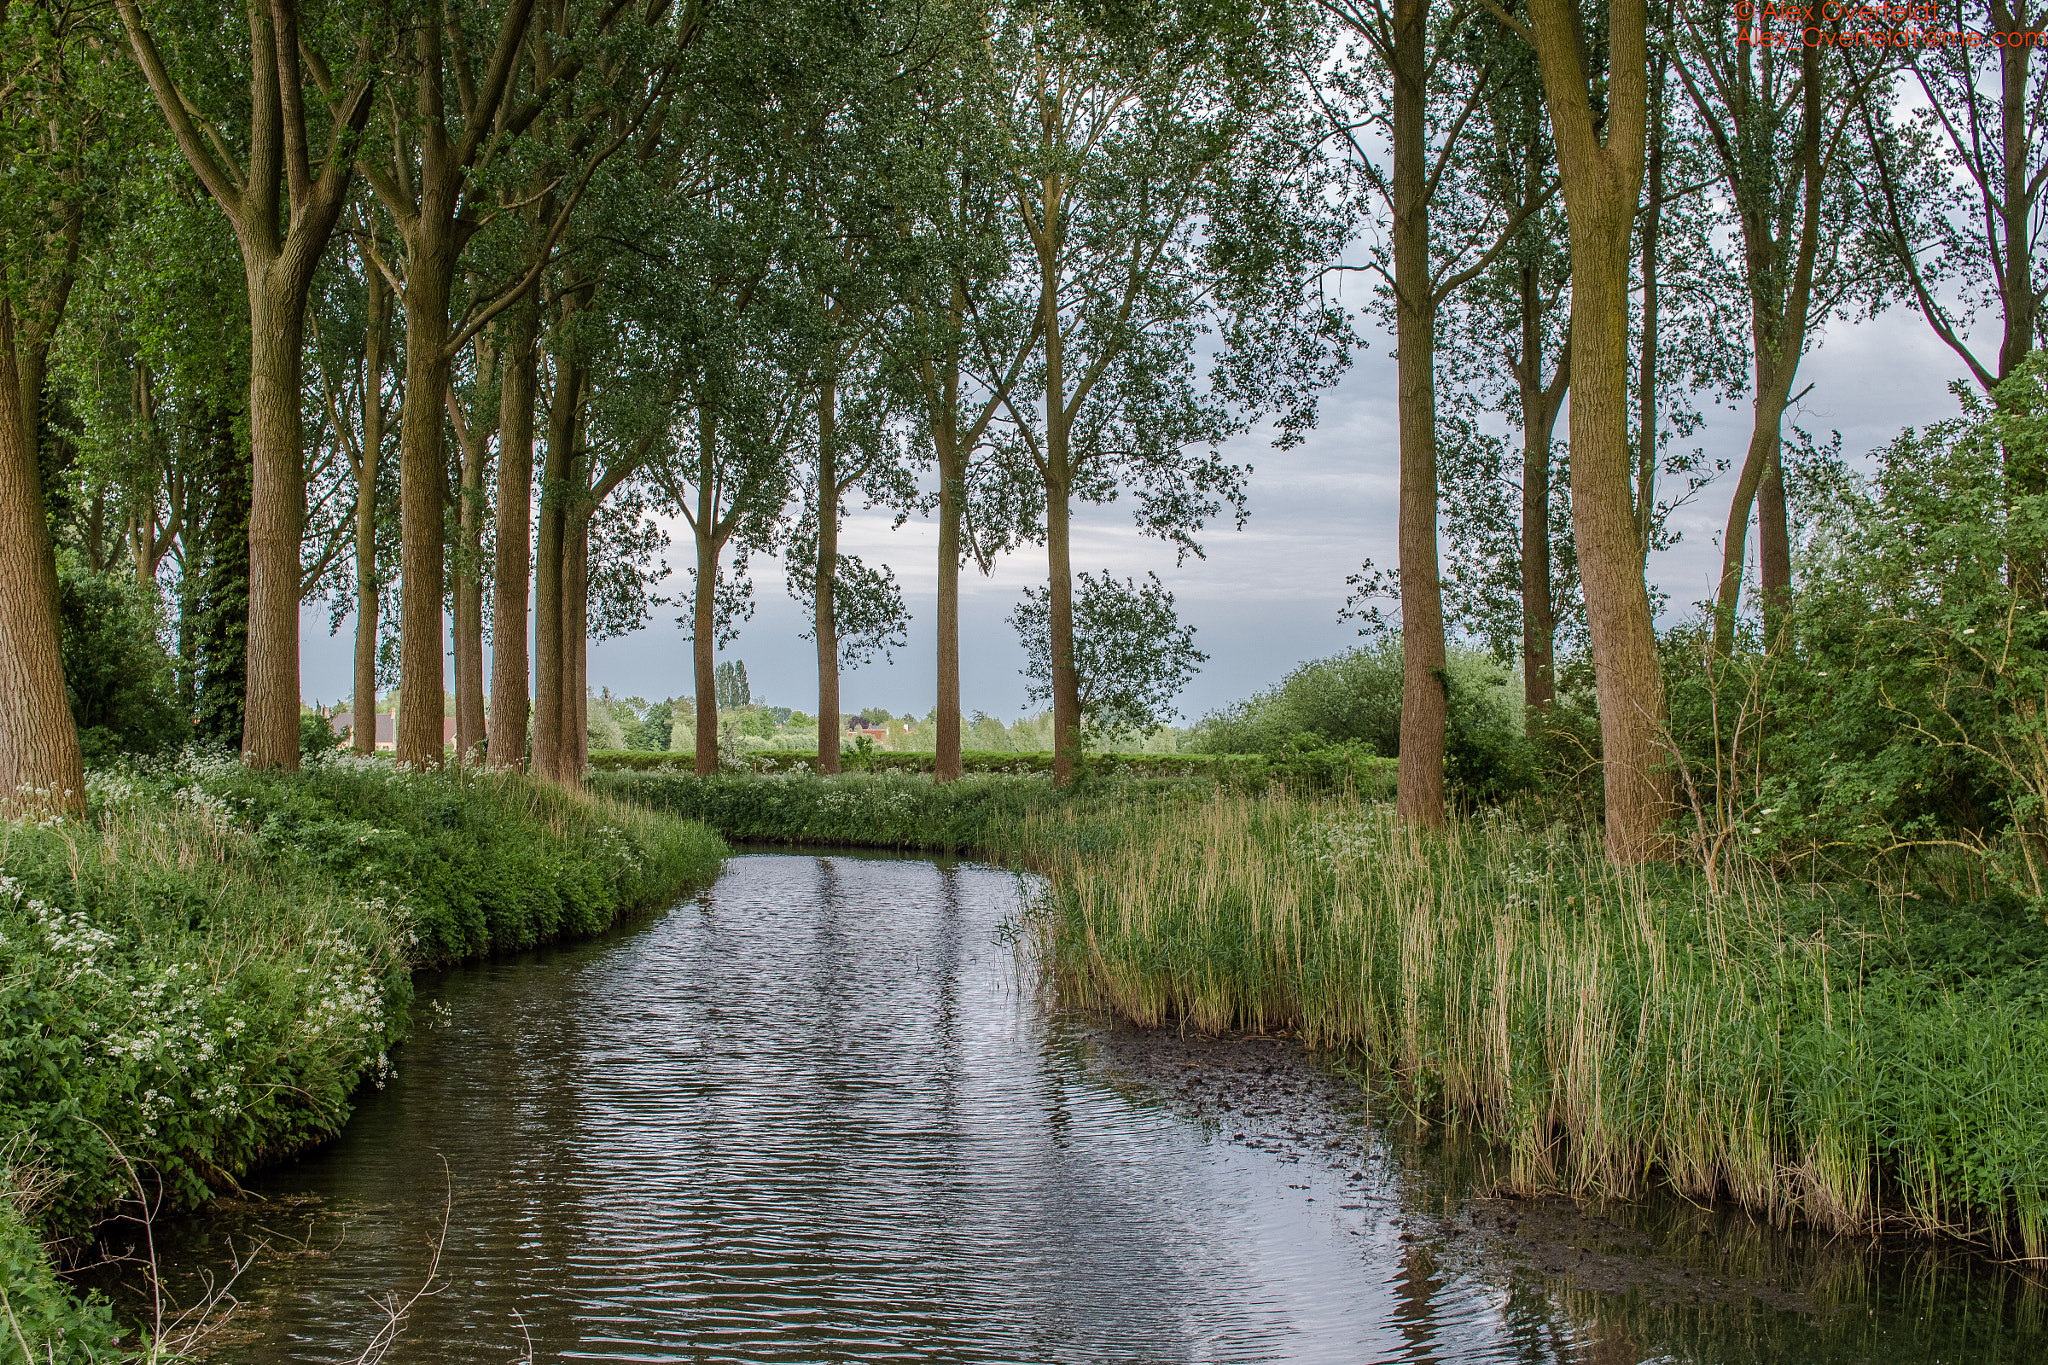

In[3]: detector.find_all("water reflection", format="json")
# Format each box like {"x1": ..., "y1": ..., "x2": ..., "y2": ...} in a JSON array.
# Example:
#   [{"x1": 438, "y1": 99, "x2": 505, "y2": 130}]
[{"x1": 121, "y1": 853, "x2": 2046, "y2": 1363}]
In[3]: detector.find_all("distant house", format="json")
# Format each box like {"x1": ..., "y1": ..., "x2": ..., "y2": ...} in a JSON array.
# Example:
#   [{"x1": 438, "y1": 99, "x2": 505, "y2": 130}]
[
  {"x1": 329, "y1": 714, "x2": 469, "y2": 751},
  {"x1": 330, "y1": 712, "x2": 395, "y2": 750},
  {"x1": 846, "y1": 715, "x2": 889, "y2": 743}
]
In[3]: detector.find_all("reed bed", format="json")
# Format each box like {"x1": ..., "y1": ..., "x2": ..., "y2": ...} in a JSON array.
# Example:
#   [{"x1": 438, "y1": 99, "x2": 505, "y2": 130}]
[{"x1": 1032, "y1": 789, "x2": 2048, "y2": 1256}]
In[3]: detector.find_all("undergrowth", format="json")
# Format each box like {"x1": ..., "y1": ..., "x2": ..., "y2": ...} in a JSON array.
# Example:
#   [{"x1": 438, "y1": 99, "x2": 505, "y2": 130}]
[
  {"x1": 0, "y1": 752, "x2": 725, "y2": 1361},
  {"x1": 1026, "y1": 788, "x2": 2048, "y2": 1256}
]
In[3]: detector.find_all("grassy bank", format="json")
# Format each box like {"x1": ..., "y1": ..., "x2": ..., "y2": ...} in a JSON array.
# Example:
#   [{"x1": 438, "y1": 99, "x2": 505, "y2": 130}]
[
  {"x1": 1028, "y1": 789, "x2": 2048, "y2": 1256},
  {"x1": 587, "y1": 745, "x2": 1398, "y2": 789},
  {"x1": 1, "y1": 753, "x2": 725, "y2": 1361},
  {"x1": 585, "y1": 748, "x2": 1395, "y2": 854}
]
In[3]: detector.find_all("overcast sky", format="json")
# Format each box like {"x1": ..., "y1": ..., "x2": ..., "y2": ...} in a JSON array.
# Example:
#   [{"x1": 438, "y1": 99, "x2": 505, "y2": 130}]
[{"x1": 297, "y1": 295, "x2": 1981, "y2": 724}]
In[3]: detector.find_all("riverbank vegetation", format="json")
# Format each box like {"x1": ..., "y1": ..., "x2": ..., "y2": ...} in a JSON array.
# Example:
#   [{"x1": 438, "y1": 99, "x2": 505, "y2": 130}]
[
  {"x1": 0, "y1": 757, "x2": 723, "y2": 1359},
  {"x1": 1030, "y1": 789, "x2": 2048, "y2": 1256}
]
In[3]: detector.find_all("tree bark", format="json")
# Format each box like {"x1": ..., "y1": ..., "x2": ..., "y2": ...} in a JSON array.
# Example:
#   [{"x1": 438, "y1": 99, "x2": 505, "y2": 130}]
[
  {"x1": 1039, "y1": 170, "x2": 1081, "y2": 785},
  {"x1": 353, "y1": 262, "x2": 389, "y2": 754},
  {"x1": 243, "y1": 283, "x2": 307, "y2": 767},
  {"x1": 1634, "y1": 55, "x2": 1665, "y2": 569},
  {"x1": 1391, "y1": 0, "x2": 1446, "y2": 828},
  {"x1": 692, "y1": 412, "x2": 722, "y2": 775},
  {"x1": 453, "y1": 395, "x2": 487, "y2": 766},
  {"x1": 1526, "y1": 0, "x2": 1673, "y2": 863},
  {"x1": 564, "y1": 500, "x2": 591, "y2": 778},
  {"x1": 814, "y1": 375, "x2": 842, "y2": 774},
  {"x1": 488, "y1": 297, "x2": 538, "y2": 769},
  {"x1": 532, "y1": 346, "x2": 582, "y2": 781},
  {"x1": 1517, "y1": 295, "x2": 1568, "y2": 724},
  {"x1": 395, "y1": 244, "x2": 454, "y2": 765},
  {"x1": 0, "y1": 296, "x2": 85, "y2": 816},
  {"x1": 934, "y1": 386, "x2": 964, "y2": 783},
  {"x1": 1994, "y1": 0, "x2": 2041, "y2": 598}
]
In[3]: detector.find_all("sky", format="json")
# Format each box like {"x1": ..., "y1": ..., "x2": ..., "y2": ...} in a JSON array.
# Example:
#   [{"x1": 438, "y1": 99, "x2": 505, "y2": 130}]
[{"x1": 296, "y1": 296, "x2": 1981, "y2": 725}]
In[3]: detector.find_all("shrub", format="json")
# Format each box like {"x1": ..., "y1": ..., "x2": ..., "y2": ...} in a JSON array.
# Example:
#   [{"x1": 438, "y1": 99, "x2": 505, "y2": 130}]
[
  {"x1": 1191, "y1": 641, "x2": 1533, "y2": 806},
  {"x1": 0, "y1": 754, "x2": 725, "y2": 1255},
  {"x1": 57, "y1": 559, "x2": 181, "y2": 766},
  {"x1": 1660, "y1": 356, "x2": 2048, "y2": 900}
]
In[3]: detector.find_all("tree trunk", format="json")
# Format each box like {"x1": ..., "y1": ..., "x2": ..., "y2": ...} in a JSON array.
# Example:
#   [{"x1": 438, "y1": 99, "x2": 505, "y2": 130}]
[
  {"x1": 814, "y1": 375, "x2": 842, "y2": 774},
  {"x1": 1994, "y1": 0, "x2": 2040, "y2": 598},
  {"x1": 1635, "y1": 56, "x2": 1665, "y2": 568},
  {"x1": 1527, "y1": 0, "x2": 1672, "y2": 863},
  {"x1": 453, "y1": 412, "x2": 487, "y2": 765},
  {"x1": 488, "y1": 298, "x2": 538, "y2": 768},
  {"x1": 1046, "y1": 473, "x2": 1079, "y2": 781},
  {"x1": 0, "y1": 297, "x2": 85, "y2": 817},
  {"x1": 934, "y1": 393, "x2": 964, "y2": 783},
  {"x1": 1705, "y1": 41, "x2": 1825, "y2": 654},
  {"x1": 1712, "y1": 363, "x2": 1794, "y2": 657},
  {"x1": 532, "y1": 346, "x2": 580, "y2": 780},
  {"x1": 353, "y1": 264, "x2": 389, "y2": 754},
  {"x1": 692, "y1": 412, "x2": 722, "y2": 775},
  {"x1": 1756, "y1": 449, "x2": 1792, "y2": 639},
  {"x1": 243, "y1": 279, "x2": 307, "y2": 768},
  {"x1": 1391, "y1": 0, "x2": 1446, "y2": 828},
  {"x1": 395, "y1": 244, "x2": 454, "y2": 766},
  {"x1": 116, "y1": 1, "x2": 371, "y2": 772},
  {"x1": 1517, "y1": 292, "x2": 1567, "y2": 725},
  {"x1": 564, "y1": 501, "x2": 590, "y2": 778},
  {"x1": 1040, "y1": 180, "x2": 1081, "y2": 786}
]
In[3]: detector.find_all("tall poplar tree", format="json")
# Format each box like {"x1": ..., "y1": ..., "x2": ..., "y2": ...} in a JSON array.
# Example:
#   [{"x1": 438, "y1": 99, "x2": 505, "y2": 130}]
[
  {"x1": 998, "y1": 2, "x2": 1347, "y2": 785},
  {"x1": 1487, "y1": 0, "x2": 1672, "y2": 861},
  {"x1": 0, "y1": 0, "x2": 103, "y2": 813},
  {"x1": 116, "y1": 0, "x2": 374, "y2": 769}
]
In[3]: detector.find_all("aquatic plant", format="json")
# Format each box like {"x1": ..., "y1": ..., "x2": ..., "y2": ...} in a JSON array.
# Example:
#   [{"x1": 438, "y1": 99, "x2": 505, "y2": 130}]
[{"x1": 1035, "y1": 790, "x2": 2048, "y2": 1256}]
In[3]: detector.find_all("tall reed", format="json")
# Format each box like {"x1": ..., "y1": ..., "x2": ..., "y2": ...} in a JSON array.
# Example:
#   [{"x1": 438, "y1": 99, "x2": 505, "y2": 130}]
[{"x1": 1033, "y1": 789, "x2": 2048, "y2": 1255}]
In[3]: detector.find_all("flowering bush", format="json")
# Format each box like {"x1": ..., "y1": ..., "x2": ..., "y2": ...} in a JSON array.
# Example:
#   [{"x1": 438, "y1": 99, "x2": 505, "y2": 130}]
[{"x1": 0, "y1": 751, "x2": 725, "y2": 1337}]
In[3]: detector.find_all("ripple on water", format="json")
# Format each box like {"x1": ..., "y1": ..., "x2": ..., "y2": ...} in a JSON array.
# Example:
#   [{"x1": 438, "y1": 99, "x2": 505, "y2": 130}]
[{"x1": 126, "y1": 853, "x2": 2047, "y2": 1365}]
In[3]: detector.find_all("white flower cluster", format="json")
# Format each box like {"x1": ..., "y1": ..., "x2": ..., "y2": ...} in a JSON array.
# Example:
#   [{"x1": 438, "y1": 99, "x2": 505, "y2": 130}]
[
  {"x1": 296, "y1": 930, "x2": 389, "y2": 1042},
  {"x1": 90, "y1": 965, "x2": 253, "y2": 1129},
  {"x1": 1291, "y1": 807, "x2": 1400, "y2": 871},
  {"x1": 84, "y1": 768, "x2": 142, "y2": 811},
  {"x1": 591, "y1": 824, "x2": 645, "y2": 877},
  {"x1": 171, "y1": 782, "x2": 237, "y2": 833},
  {"x1": 1, "y1": 876, "x2": 118, "y2": 984}
]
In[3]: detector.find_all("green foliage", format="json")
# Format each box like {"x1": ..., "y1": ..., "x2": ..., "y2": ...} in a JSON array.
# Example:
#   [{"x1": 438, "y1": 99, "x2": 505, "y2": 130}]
[
  {"x1": 1194, "y1": 640, "x2": 1404, "y2": 754},
  {"x1": 56, "y1": 559, "x2": 181, "y2": 766},
  {"x1": 714, "y1": 660, "x2": 751, "y2": 711},
  {"x1": 1042, "y1": 790, "x2": 2048, "y2": 1255},
  {"x1": 1011, "y1": 571, "x2": 1207, "y2": 738},
  {"x1": 0, "y1": 757, "x2": 724, "y2": 1257},
  {"x1": 1192, "y1": 641, "x2": 1534, "y2": 806},
  {"x1": 1663, "y1": 357, "x2": 2048, "y2": 899},
  {"x1": 299, "y1": 711, "x2": 341, "y2": 759},
  {"x1": 592, "y1": 769, "x2": 1065, "y2": 852},
  {"x1": 591, "y1": 752, "x2": 1397, "y2": 853},
  {"x1": 0, "y1": 1192, "x2": 121, "y2": 1363},
  {"x1": 625, "y1": 700, "x2": 674, "y2": 752}
]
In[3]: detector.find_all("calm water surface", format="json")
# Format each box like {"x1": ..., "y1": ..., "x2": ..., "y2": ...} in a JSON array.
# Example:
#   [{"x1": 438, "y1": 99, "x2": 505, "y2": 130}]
[{"x1": 131, "y1": 853, "x2": 2047, "y2": 1363}]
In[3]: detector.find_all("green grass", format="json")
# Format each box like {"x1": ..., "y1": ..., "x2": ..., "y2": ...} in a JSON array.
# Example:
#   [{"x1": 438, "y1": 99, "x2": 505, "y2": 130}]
[
  {"x1": 1024, "y1": 788, "x2": 2048, "y2": 1256},
  {"x1": 587, "y1": 745, "x2": 1398, "y2": 787},
  {"x1": 0, "y1": 753, "x2": 725, "y2": 1361}
]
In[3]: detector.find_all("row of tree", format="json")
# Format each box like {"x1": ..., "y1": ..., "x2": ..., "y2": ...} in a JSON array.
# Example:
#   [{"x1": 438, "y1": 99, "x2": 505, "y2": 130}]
[
  {"x1": 1328, "y1": 0, "x2": 2043, "y2": 859},
  {"x1": 1, "y1": 0, "x2": 2041, "y2": 868},
  {"x1": 0, "y1": 0, "x2": 1341, "y2": 810}
]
